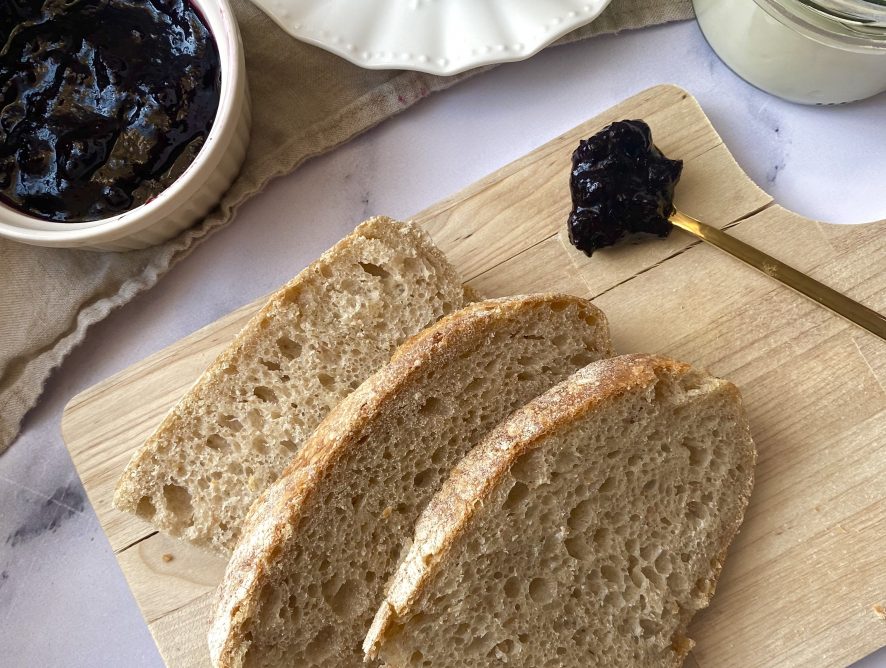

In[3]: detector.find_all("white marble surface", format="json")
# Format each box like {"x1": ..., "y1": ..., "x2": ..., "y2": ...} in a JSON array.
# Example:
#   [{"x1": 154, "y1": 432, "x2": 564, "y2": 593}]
[{"x1": 1, "y1": 18, "x2": 884, "y2": 668}]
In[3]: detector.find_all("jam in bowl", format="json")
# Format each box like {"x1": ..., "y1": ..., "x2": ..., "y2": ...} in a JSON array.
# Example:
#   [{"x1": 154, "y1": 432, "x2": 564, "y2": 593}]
[{"x1": 0, "y1": 0, "x2": 250, "y2": 250}]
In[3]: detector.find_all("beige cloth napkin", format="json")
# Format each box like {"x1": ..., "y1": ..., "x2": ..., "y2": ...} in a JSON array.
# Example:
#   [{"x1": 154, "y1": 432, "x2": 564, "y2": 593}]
[{"x1": 0, "y1": 0, "x2": 692, "y2": 452}]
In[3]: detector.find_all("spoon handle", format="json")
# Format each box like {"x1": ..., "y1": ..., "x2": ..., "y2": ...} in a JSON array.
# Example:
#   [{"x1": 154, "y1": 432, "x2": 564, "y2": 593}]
[{"x1": 670, "y1": 210, "x2": 886, "y2": 342}]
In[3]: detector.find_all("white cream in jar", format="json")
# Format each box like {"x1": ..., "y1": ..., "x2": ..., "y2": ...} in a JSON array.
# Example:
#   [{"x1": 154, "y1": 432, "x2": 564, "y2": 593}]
[{"x1": 694, "y1": 0, "x2": 886, "y2": 105}]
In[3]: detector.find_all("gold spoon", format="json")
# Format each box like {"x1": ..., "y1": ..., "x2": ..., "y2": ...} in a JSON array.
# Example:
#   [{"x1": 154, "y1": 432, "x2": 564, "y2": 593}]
[
  {"x1": 568, "y1": 119, "x2": 885, "y2": 341},
  {"x1": 670, "y1": 209, "x2": 886, "y2": 341}
]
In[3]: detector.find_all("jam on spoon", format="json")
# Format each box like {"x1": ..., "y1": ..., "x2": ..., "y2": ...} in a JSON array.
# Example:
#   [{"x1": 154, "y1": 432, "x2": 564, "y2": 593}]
[
  {"x1": 567, "y1": 119, "x2": 683, "y2": 256},
  {"x1": 0, "y1": 0, "x2": 222, "y2": 224},
  {"x1": 565, "y1": 118, "x2": 886, "y2": 342}
]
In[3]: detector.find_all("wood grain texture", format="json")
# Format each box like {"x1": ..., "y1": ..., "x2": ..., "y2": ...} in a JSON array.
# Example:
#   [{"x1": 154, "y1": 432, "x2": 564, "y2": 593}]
[{"x1": 61, "y1": 85, "x2": 886, "y2": 667}]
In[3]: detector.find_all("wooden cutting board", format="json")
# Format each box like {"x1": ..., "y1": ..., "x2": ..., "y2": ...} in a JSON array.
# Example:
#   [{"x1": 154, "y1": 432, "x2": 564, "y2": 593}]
[{"x1": 62, "y1": 85, "x2": 886, "y2": 668}]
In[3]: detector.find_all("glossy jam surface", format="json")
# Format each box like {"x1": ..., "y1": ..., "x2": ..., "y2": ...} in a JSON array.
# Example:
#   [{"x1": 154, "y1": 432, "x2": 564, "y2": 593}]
[
  {"x1": 567, "y1": 119, "x2": 683, "y2": 257},
  {"x1": 0, "y1": 0, "x2": 221, "y2": 223}
]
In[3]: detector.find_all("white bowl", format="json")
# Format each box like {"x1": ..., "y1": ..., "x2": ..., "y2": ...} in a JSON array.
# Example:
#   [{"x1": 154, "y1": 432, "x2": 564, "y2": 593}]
[{"x1": 0, "y1": 0, "x2": 251, "y2": 251}]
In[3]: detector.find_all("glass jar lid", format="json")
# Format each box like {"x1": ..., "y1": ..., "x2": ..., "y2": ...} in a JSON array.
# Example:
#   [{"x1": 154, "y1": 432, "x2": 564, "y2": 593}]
[{"x1": 756, "y1": 0, "x2": 886, "y2": 50}]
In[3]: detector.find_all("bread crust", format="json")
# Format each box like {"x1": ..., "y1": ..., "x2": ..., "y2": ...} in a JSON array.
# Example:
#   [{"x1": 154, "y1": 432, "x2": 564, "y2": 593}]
[
  {"x1": 113, "y1": 216, "x2": 472, "y2": 550},
  {"x1": 208, "y1": 294, "x2": 612, "y2": 667},
  {"x1": 363, "y1": 354, "x2": 756, "y2": 666}
]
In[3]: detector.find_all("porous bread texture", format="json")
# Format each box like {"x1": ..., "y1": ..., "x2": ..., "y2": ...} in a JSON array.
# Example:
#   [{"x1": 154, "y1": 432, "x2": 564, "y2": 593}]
[
  {"x1": 113, "y1": 216, "x2": 472, "y2": 553},
  {"x1": 208, "y1": 294, "x2": 613, "y2": 668},
  {"x1": 366, "y1": 354, "x2": 756, "y2": 668}
]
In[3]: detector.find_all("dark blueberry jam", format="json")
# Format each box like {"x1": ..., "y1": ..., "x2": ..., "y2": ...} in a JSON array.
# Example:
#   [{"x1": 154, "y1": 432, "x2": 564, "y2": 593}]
[
  {"x1": 0, "y1": 0, "x2": 222, "y2": 223},
  {"x1": 567, "y1": 119, "x2": 683, "y2": 256}
]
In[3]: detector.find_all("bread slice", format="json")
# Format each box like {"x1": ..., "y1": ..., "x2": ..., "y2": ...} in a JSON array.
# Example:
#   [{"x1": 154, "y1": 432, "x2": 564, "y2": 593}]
[
  {"x1": 365, "y1": 354, "x2": 755, "y2": 668},
  {"x1": 114, "y1": 217, "x2": 472, "y2": 553},
  {"x1": 208, "y1": 294, "x2": 613, "y2": 668}
]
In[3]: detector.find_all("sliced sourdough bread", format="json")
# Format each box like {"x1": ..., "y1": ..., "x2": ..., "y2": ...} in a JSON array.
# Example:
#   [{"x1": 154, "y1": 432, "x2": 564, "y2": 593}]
[
  {"x1": 114, "y1": 217, "x2": 472, "y2": 553},
  {"x1": 365, "y1": 354, "x2": 755, "y2": 668},
  {"x1": 208, "y1": 294, "x2": 613, "y2": 668}
]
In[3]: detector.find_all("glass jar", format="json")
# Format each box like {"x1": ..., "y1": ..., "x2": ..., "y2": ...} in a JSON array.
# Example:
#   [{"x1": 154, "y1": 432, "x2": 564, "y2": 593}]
[{"x1": 693, "y1": 0, "x2": 886, "y2": 105}]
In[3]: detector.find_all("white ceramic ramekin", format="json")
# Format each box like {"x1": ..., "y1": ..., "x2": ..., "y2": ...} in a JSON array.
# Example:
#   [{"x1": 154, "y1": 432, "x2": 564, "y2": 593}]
[{"x1": 0, "y1": 0, "x2": 251, "y2": 251}]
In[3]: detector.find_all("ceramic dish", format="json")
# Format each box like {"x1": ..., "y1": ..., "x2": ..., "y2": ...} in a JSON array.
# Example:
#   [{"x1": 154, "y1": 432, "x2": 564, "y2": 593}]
[
  {"x1": 0, "y1": 0, "x2": 251, "y2": 252},
  {"x1": 251, "y1": 0, "x2": 614, "y2": 75}
]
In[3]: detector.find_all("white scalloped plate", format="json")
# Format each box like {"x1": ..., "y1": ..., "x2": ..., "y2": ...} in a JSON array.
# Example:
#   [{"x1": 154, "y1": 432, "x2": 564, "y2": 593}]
[{"x1": 250, "y1": 0, "x2": 614, "y2": 75}]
